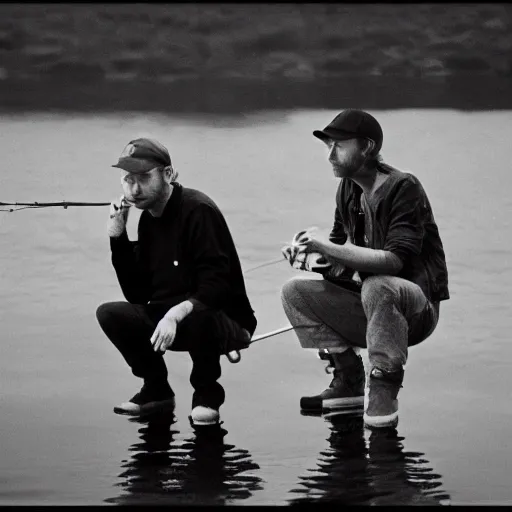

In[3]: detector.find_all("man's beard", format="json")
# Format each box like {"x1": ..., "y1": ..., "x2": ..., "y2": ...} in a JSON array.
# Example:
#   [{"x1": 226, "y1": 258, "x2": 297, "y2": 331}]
[
  {"x1": 331, "y1": 152, "x2": 367, "y2": 177},
  {"x1": 147, "y1": 184, "x2": 173, "y2": 211},
  {"x1": 132, "y1": 177, "x2": 168, "y2": 210}
]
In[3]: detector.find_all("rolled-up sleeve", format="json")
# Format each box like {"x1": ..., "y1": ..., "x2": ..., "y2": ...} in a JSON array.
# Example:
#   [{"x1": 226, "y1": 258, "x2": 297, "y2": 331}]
[{"x1": 384, "y1": 178, "x2": 426, "y2": 264}]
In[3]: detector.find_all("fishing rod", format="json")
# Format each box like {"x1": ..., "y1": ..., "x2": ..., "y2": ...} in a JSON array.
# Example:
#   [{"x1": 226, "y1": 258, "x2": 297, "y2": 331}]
[
  {"x1": 0, "y1": 201, "x2": 111, "y2": 212},
  {"x1": 224, "y1": 259, "x2": 293, "y2": 362},
  {"x1": 0, "y1": 199, "x2": 296, "y2": 362},
  {"x1": 226, "y1": 325, "x2": 293, "y2": 363},
  {"x1": 0, "y1": 198, "x2": 288, "y2": 273}
]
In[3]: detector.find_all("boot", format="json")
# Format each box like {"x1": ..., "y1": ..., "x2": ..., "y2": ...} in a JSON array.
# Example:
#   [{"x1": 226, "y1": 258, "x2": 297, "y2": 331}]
[
  {"x1": 363, "y1": 366, "x2": 404, "y2": 428},
  {"x1": 300, "y1": 348, "x2": 365, "y2": 414}
]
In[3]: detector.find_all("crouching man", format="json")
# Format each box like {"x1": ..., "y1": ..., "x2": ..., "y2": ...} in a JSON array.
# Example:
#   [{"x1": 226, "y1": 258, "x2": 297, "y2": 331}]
[
  {"x1": 96, "y1": 137, "x2": 257, "y2": 426},
  {"x1": 281, "y1": 110, "x2": 449, "y2": 428}
]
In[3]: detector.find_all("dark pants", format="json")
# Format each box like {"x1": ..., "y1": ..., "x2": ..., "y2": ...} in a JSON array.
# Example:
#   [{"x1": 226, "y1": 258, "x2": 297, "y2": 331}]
[{"x1": 96, "y1": 301, "x2": 246, "y2": 409}]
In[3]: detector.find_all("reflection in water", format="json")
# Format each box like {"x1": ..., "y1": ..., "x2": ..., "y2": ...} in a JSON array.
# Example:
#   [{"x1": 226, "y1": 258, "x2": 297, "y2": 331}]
[
  {"x1": 105, "y1": 413, "x2": 263, "y2": 505},
  {"x1": 288, "y1": 413, "x2": 451, "y2": 505}
]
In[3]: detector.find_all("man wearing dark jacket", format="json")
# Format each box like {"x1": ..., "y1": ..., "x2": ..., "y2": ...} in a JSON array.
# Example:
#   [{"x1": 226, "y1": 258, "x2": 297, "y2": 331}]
[
  {"x1": 96, "y1": 137, "x2": 257, "y2": 426},
  {"x1": 281, "y1": 109, "x2": 449, "y2": 428}
]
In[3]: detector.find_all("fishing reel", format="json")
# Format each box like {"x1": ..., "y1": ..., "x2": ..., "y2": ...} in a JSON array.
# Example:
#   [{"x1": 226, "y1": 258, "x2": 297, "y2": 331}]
[{"x1": 290, "y1": 230, "x2": 332, "y2": 273}]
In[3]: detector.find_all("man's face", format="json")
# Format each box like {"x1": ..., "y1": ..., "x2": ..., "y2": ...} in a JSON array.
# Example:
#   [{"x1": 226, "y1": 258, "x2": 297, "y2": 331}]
[
  {"x1": 120, "y1": 167, "x2": 166, "y2": 209},
  {"x1": 324, "y1": 138, "x2": 366, "y2": 178}
]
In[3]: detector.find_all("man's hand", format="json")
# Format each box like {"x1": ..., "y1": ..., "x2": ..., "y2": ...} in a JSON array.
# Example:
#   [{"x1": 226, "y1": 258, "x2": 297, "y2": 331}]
[
  {"x1": 296, "y1": 226, "x2": 332, "y2": 253},
  {"x1": 151, "y1": 300, "x2": 194, "y2": 353},
  {"x1": 107, "y1": 195, "x2": 131, "y2": 238},
  {"x1": 151, "y1": 316, "x2": 178, "y2": 353},
  {"x1": 281, "y1": 244, "x2": 300, "y2": 266},
  {"x1": 282, "y1": 228, "x2": 310, "y2": 266}
]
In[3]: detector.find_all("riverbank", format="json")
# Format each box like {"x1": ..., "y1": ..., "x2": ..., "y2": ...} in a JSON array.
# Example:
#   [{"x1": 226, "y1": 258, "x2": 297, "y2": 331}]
[
  {"x1": 2, "y1": 74, "x2": 512, "y2": 113},
  {"x1": 1, "y1": 4, "x2": 511, "y2": 112}
]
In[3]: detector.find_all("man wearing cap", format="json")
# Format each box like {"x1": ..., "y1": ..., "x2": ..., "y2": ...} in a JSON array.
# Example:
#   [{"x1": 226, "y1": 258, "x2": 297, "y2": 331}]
[
  {"x1": 280, "y1": 109, "x2": 449, "y2": 428},
  {"x1": 95, "y1": 138, "x2": 257, "y2": 426}
]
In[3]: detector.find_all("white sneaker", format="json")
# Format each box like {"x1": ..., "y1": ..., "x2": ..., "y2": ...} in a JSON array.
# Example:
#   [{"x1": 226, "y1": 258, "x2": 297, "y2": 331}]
[{"x1": 190, "y1": 406, "x2": 220, "y2": 426}]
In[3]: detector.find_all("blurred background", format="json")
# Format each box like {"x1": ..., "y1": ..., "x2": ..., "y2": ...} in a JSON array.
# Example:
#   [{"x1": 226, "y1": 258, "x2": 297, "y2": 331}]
[
  {"x1": 1, "y1": 3, "x2": 511, "y2": 112},
  {"x1": 1, "y1": 3, "x2": 511, "y2": 506}
]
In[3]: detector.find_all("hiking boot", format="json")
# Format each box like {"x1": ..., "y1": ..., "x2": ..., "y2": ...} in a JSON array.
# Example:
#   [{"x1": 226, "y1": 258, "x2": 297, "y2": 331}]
[
  {"x1": 363, "y1": 366, "x2": 404, "y2": 428},
  {"x1": 190, "y1": 406, "x2": 220, "y2": 426},
  {"x1": 113, "y1": 383, "x2": 175, "y2": 417},
  {"x1": 300, "y1": 348, "x2": 365, "y2": 414}
]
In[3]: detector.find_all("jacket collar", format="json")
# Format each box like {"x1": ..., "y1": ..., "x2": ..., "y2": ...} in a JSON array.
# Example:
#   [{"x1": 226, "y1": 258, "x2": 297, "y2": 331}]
[{"x1": 159, "y1": 182, "x2": 183, "y2": 221}]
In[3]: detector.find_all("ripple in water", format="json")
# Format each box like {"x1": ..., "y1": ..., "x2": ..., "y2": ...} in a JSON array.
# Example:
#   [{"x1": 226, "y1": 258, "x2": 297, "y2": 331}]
[
  {"x1": 287, "y1": 413, "x2": 451, "y2": 506},
  {"x1": 104, "y1": 413, "x2": 263, "y2": 505}
]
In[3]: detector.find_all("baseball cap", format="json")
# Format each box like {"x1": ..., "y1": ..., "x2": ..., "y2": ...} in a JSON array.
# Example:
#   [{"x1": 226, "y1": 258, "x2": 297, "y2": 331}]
[
  {"x1": 112, "y1": 137, "x2": 171, "y2": 174},
  {"x1": 313, "y1": 109, "x2": 383, "y2": 154}
]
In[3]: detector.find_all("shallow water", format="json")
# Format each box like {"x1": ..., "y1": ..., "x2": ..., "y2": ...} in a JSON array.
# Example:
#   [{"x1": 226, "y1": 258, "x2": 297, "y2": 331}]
[{"x1": 1, "y1": 109, "x2": 511, "y2": 505}]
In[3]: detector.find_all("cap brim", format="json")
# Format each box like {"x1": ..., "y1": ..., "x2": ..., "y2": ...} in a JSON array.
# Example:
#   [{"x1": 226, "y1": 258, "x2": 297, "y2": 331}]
[
  {"x1": 111, "y1": 157, "x2": 159, "y2": 174},
  {"x1": 313, "y1": 128, "x2": 356, "y2": 142}
]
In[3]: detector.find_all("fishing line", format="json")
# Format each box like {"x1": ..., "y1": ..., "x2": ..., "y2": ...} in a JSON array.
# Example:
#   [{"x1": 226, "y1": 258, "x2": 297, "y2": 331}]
[
  {"x1": 0, "y1": 200, "x2": 289, "y2": 274},
  {"x1": 243, "y1": 257, "x2": 284, "y2": 274},
  {"x1": 0, "y1": 198, "x2": 299, "y2": 362}
]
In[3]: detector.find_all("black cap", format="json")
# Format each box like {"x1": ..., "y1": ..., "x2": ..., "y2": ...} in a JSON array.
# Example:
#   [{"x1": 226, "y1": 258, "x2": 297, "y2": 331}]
[
  {"x1": 313, "y1": 109, "x2": 383, "y2": 154},
  {"x1": 112, "y1": 138, "x2": 171, "y2": 174}
]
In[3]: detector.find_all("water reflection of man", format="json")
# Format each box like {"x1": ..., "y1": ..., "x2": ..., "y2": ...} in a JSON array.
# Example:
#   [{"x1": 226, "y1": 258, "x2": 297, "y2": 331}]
[
  {"x1": 96, "y1": 138, "x2": 257, "y2": 427},
  {"x1": 280, "y1": 109, "x2": 449, "y2": 428},
  {"x1": 287, "y1": 414, "x2": 450, "y2": 505},
  {"x1": 105, "y1": 415, "x2": 263, "y2": 505}
]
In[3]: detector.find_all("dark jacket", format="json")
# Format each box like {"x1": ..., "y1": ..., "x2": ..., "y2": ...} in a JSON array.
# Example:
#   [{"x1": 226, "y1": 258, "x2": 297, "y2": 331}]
[
  {"x1": 110, "y1": 183, "x2": 257, "y2": 336},
  {"x1": 328, "y1": 164, "x2": 449, "y2": 303}
]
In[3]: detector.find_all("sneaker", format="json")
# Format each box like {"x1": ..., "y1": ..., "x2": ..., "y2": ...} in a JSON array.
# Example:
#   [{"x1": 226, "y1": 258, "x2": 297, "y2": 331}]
[
  {"x1": 300, "y1": 349, "x2": 365, "y2": 414},
  {"x1": 190, "y1": 406, "x2": 220, "y2": 426},
  {"x1": 113, "y1": 384, "x2": 175, "y2": 417},
  {"x1": 363, "y1": 367, "x2": 404, "y2": 428}
]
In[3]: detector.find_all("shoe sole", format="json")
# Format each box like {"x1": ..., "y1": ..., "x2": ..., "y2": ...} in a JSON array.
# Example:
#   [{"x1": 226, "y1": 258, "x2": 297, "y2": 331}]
[
  {"x1": 300, "y1": 409, "x2": 323, "y2": 417},
  {"x1": 113, "y1": 398, "x2": 175, "y2": 417},
  {"x1": 322, "y1": 396, "x2": 364, "y2": 411},
  {"x1": 300, "y1": 396, "x2": 364, "y2": 415},
  {"x1": 188, "y1": 415, "x2": 221, "y2": 427},
  {"x1": 191, "y1": 419, "x2": 220, "y2": 426},
  {"x1": 363, "y1": 411, "x2": 399, "y2": 428}
]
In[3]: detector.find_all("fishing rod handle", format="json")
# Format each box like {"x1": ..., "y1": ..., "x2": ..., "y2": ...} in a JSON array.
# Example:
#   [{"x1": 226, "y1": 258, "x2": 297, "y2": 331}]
[{"x1": 227, "y1": 350, "x2": 241, "y2": 363}]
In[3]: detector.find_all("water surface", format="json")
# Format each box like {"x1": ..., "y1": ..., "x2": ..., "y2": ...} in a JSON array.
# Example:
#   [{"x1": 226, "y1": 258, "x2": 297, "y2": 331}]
[{"x1": 1, "y1": 109, "x2": 511, "y2": 505}]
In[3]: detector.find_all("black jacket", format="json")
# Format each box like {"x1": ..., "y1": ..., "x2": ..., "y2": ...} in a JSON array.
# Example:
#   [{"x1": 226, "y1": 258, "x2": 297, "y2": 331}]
[
  {"x1": 329, "y1": 164, "x2": 449, "y2": 303},
  {"x1": 110, "y1": 183, "x2": 257, "y2": 336}
]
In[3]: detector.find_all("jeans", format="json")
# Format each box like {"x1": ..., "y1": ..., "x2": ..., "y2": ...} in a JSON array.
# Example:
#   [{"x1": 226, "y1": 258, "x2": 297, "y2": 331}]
[
  {"x1": 96, "y1": 301, "x2": 248, "y2": 409},
  {"x1": 281, "y1": 275, "x2": 439, "y2": 373}
]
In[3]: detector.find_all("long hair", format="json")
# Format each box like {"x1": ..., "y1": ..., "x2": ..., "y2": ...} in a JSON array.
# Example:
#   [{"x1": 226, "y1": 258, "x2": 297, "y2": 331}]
[
  {"x1": 357, "y1": 137, "x2": 385, "y2": 170},
  {"x1": 340, "y1": 139, "x2": 387, "y2": 244}
]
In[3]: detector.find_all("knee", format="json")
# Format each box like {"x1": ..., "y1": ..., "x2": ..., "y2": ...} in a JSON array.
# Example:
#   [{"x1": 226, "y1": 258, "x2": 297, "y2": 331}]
[
  {"x1": 281, "y1": 277, "x2": 309, "y2": 306},
  {"x1": 361, "y1": 275, "x2": 399, "y2": 307},
  {"x1": 95, "y1": 301, "x2": 128, "y2": 328},
  {"x1": 178, "y1": 310, "x2": 218, "y2": 347}
]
